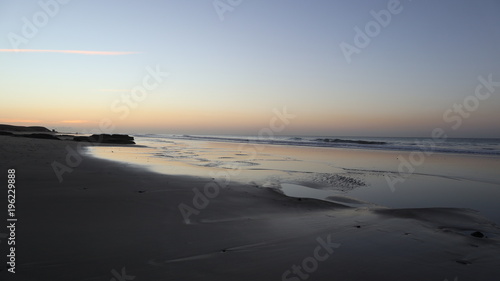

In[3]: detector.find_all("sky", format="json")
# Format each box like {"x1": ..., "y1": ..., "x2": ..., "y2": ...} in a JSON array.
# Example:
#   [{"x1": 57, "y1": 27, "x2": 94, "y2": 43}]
[{"x1": 1, "y1": 0, "x2": 499, "y2": 137}]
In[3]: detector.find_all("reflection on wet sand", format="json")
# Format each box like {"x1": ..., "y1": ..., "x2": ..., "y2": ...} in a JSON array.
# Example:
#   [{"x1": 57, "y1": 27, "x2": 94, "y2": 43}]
[{"x1": 89, "y1": 137, "x2": 500, "y2": 223}]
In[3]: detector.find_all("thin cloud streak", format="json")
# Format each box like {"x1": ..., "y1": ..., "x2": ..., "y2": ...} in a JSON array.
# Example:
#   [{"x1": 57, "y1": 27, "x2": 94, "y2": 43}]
[
  {"x1": 60, "y1": 120, "x2": 89, "y2": 124},
  {"x1": 0, "y1": 49, "x2": 141, "y2": 55}
]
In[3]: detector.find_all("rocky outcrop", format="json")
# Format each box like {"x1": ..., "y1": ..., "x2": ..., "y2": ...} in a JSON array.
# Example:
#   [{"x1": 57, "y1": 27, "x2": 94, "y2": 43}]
[
  {"x1": 0, "y1": 124, "x2": 135, "y2": 145},
  {"x1": 24, "y1": 133, "x2": 60, "y2": 140},
  {"x1": 0, "y1": 131, "x2": 15, "y2": 136},
  {"x1": 0, "y1": 124, "x2": 52, "y2": 132},
  {"x1": 73, "y1": 134, "x2": 135, "y2": 144},
  {"x1": 0, "y1": 124, "x2": 58, "y2": 140}
]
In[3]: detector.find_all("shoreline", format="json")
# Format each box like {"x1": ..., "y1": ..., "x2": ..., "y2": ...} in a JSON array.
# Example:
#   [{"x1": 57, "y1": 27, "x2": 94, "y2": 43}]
[
  {"x1": 90, "y1": 136, "x2": 500, "y2": 223},
  {"x1": 1, "y1": 135, "x2": 500, "y2": 280},
  {"x1": 139, "y1": 134, "x2": 500, "y2": 157}
]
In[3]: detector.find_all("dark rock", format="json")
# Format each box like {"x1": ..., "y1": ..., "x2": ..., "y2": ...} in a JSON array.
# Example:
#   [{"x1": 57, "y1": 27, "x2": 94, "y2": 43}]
[
  {"x1": 73, "y1": 136, "x2": 91, "y2": 142},
  {"x1": 73, "y1": 134, "x2": 135, "y2": 144},
  {"x1": 24, "y1": 133, "x2": 60, "y2": 140},
  {"x1": 0, "y1": 131, "x2": 15, "y2": 136},
  {"x1": 456, "y1": 260, "x2": 472, "y2": 265},
  {"x1": 0, "y1": 124, "x2": 51, "y2": 132},
  {"x1": 471, "y1": 231, "x2": 485, "y2": 238}
]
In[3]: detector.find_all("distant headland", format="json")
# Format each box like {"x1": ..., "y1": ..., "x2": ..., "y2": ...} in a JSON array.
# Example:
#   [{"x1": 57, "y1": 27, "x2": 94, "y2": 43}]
[{"x1": 0, "y1": 124, "x2": 135, "y2": 144}]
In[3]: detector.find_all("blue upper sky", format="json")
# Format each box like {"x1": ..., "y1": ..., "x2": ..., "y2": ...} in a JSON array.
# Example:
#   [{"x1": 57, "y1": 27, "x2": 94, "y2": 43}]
[{"x1": 1, "y1": 0, "x2": 499, "y2": 137}]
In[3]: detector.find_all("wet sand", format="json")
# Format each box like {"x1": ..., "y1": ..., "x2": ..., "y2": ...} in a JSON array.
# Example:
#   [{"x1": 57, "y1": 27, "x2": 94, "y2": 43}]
[
  {"x1": 1, "y1": 135, "x2": 500, "y2": 281},
  {"x1": 91, "y1": 138, "x2": 500, "y2": 223}
]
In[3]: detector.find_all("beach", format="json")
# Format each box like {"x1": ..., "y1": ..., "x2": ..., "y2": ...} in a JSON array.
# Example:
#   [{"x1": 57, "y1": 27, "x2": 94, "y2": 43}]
[
  {"x1": 3, "y1": 1, "x2": 500, "y2": 280},
  {"x1": 1, "y1": 135, "x2": 500, "y2": 280}
]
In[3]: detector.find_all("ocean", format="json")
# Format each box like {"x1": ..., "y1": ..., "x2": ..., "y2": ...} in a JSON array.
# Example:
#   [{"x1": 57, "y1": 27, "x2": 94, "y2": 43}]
[
  {"x1": 89, "y1": 134, "x2": 500, "y2": 223},
  {"x1": 133, "y1": 134, "x2": 500, "y2": 156}
]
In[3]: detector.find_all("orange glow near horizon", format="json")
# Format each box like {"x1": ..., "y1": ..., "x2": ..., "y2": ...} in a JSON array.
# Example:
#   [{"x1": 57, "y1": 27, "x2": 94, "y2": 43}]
[
  {"x1": 1, "y1": 2, "x2": 500, "y2": 138},
  {"x1": 0, "y1": 119, "x2": 42, "y2": 124},
  {"x1": 0, "y1": 105, "x2": 465, "y2": 135},
  {"x1": 60, "y1": 120, "x2": 89, "y2": 124},
  {"x1": 2, "y1": 88, "x2": 499, "y2": 137}
]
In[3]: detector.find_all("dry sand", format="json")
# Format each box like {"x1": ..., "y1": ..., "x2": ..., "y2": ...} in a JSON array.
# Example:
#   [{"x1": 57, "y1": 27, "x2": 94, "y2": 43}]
[{"x1": 1, "y1": 135, "x2": 499, "y2": 280}]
